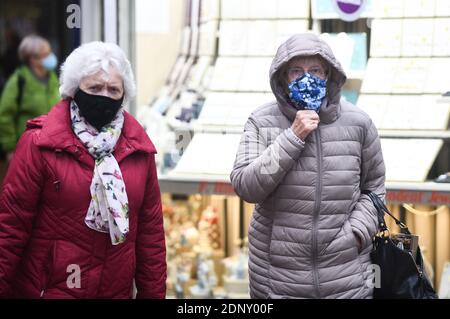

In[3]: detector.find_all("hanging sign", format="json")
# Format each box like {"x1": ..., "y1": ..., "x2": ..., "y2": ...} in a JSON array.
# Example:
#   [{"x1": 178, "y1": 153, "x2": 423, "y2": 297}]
[{"x1": 332, "y1": 0, "x2": 367, "y2": 21}]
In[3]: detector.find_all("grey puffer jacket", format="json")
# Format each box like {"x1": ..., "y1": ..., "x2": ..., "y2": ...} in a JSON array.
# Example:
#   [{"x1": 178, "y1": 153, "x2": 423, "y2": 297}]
[{"x1": 230, "y1": 33, "x2": 386, "y2": 299}]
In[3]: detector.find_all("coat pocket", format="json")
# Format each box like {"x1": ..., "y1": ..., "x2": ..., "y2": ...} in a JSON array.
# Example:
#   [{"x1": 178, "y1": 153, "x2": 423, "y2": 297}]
[
  {"x1": 321, "y1": 218, "x2": 360, "y2": 260},
  {"x1": 40, "y1": 240, "x2": 89, "y2": 298}
]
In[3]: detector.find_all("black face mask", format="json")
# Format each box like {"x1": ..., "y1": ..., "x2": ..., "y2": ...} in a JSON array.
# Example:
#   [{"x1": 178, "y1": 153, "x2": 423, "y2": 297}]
[{"x1": 73, "y1": 89, "x2": 124, "y2": 131}]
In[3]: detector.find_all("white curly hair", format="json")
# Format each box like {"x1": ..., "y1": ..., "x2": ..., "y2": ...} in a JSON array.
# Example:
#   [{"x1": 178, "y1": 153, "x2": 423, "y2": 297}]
[{"x1": 59, "y1": 41, "x2": 136, "y2": 105}]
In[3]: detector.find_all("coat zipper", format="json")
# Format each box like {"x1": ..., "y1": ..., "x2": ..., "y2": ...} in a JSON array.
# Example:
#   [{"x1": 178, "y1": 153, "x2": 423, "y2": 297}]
[
  {"x1": 40, "y1": 241, "x2": 55, "y2": 298},
  {"x1": 312, "y1": 128, "x2": 323, "y2": 298}
]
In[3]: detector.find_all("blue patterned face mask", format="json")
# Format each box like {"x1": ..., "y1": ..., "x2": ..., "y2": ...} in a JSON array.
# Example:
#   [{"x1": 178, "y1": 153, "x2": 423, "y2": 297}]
[{"x1": 288, "y1": 72, "x2": 327, "y2": 112}]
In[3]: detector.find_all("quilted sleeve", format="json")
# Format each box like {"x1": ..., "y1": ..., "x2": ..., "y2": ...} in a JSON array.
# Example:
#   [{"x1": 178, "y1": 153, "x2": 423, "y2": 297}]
[
  {"x1": 230, "y1": 115, "x2": 305, "y2": 203},
  {"x1": 0, "y1": 129, "x2": 44, "y2": 297}
]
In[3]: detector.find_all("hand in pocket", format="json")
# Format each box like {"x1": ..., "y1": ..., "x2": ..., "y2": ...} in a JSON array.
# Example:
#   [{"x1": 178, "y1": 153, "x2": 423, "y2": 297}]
[{"x1": 353, "y1": 231, "x2": 363, "y2": 253}]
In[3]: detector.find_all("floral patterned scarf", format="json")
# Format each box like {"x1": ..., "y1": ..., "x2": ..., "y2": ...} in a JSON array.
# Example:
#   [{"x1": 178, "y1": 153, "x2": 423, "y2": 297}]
[{"x1": 70, "y1": 101, "x2": 129, "y2": 245}]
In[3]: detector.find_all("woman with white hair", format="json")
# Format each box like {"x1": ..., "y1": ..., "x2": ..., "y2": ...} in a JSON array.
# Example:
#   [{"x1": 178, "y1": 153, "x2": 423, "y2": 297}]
[
  {"x1": 0, "y1": 42, "x2": 167, "y2": 299},
  {"x1": 0, "y1": 35, "x2": 60, "y2": 163}
]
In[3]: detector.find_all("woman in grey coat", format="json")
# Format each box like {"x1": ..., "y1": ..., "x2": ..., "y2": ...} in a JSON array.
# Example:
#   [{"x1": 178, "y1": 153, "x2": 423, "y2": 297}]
[{"x1": 230, "y1": 33, "x2": 386, "y2": 299}]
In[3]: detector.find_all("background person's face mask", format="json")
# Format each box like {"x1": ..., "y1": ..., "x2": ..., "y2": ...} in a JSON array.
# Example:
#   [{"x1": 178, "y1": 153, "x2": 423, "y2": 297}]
[
  {"x1": 41, "y1": 52, "x2": 58, "y2": 71},
  {"x1": 288, "y1": 72, "x2": 327, "y2": 112},
  {"x1": 73, "y1": 88, "x2": 124, "y2": 131}
]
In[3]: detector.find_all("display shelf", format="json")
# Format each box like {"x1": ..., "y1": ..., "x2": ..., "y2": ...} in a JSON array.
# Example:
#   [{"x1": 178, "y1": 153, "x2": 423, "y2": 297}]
[
  {"x1": 218, "y1": 20, "x2": 309, "y2": 57},
  {"x1": 370, "y1": 18, "x2": 450, "y2": 57},
  {"x1": 381, "y1": 138, "x2": 443, "y2": 182},
  {"x1": 158, "y1": 174, "x2": 450, "y2": 205},
  {"x1": 168, "y1": 133, "x2": 241, "y2": 176},
  {"x1": 209, "y1": 57, "x2": 273, "y2": 92},
  {"x1": 373, "y1": 0, "x2": 450, "y2": 18},
  {"x1": 357, "y1": 94, "x2": 450, "y2": 131},
  {"x1": 162, "y1": 124, "x2": 450, "y2": 140},
  {"x1": 198, "y1": 92, "x2": 273, "y2": 127},
  {"x1": 358, "y1": 8, "x2": 450, "y2": 195},
  {"x1": 159, "y1": 173, "x2": 234, "y2": 196},
  {"x1": 360, "y1": 57, "x2": 450, "y2": 95},
  {"x1": 378, "y1": 130, "x2": 450, "y2": 139}
]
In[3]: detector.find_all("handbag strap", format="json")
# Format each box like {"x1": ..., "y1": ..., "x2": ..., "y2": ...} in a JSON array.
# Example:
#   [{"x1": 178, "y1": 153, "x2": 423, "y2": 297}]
[{"x1": 362, "y1": 190, "x2": 410, "y2": 234}]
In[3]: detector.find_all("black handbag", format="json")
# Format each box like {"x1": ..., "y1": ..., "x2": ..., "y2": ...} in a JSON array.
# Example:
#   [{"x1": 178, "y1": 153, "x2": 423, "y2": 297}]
[{"x1": 363, "y1": 190, "x2": 438, "y2": 299}]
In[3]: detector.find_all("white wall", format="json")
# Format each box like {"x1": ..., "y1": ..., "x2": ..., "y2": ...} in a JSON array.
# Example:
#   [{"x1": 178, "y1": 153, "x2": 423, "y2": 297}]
[{"x1": 135, "y1": 0, "x2": 185, "y2": 107}]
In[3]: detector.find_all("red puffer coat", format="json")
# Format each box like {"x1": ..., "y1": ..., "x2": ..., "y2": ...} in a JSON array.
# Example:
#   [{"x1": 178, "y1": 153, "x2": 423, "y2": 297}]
[{"x1": 0, "y1": 99, "x2": 166, "y2": 298}]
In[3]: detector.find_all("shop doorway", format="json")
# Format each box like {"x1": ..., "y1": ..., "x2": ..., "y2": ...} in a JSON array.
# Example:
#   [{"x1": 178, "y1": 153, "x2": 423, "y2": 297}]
[
  {"x1": 0, "y1": 0, "x2": 80, "y2": 91},
  {"x1": 0, "y1": 0, "x2": 80, "y2": 185}
]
